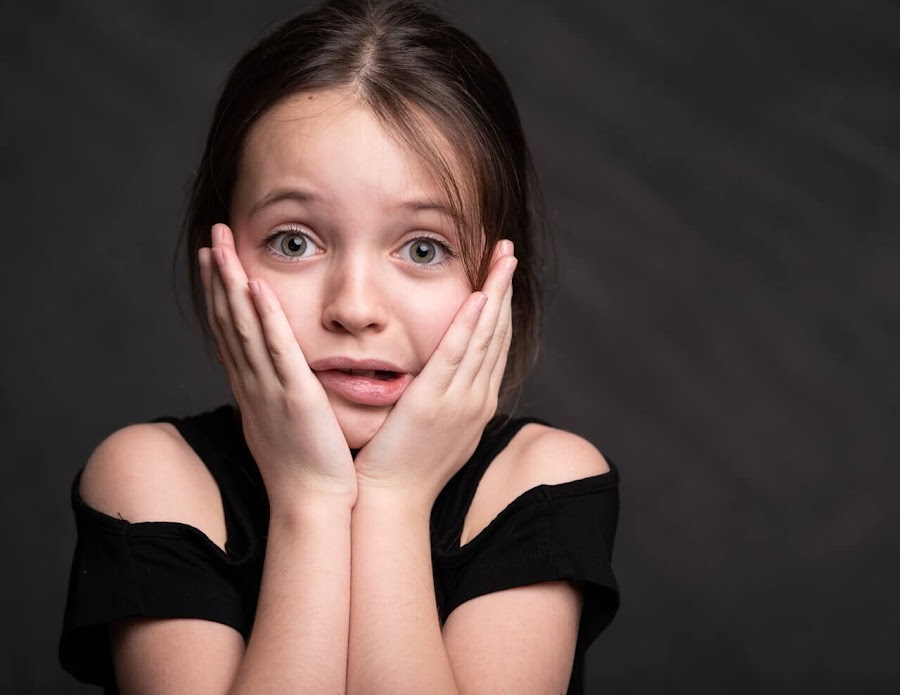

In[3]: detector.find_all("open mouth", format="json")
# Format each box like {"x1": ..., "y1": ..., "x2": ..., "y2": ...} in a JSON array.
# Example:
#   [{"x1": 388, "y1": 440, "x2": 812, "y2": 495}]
[
  {"x1": 313, "y1": 364, "x2": 413, "y2": 406},
  {"x1": 339, "y1": 369, "x2": 399, "y2": 381}
]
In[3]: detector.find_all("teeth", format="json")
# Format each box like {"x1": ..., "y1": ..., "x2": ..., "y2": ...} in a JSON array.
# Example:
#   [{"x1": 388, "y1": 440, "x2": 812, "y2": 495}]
[{"x1": 339, "y1": 369, "x2": 396, "y2": 380}]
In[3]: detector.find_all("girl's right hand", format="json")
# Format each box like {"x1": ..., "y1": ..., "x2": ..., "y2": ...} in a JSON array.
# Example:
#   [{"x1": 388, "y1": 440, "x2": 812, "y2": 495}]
[{"x1": 199, "y1": 223, "x2": 357, "y2": 509}]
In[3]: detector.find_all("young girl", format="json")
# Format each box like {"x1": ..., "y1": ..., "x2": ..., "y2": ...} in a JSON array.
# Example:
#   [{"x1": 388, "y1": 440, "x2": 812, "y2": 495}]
[{"x1": 60, "y1": 1, "x2": 619, "y2": 693}]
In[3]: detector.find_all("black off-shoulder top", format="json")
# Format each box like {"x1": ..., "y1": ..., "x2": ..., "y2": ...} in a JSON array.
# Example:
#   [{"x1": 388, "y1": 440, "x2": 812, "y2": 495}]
[{"x1": 59, "y1": 405, "x2": 619, "y2": 694}]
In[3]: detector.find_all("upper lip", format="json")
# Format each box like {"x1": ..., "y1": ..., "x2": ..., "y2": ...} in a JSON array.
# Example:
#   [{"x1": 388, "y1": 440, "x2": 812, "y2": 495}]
[{"x1": 308, "y1": 357, "x2": 409, "y2": 374}]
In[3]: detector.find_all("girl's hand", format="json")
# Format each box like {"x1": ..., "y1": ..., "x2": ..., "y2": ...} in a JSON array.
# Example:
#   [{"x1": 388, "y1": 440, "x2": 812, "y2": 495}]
[
  {"x1": 199, "y1": 223, "x2": 357, "y2": 509},
  {"x1": 353, "y1": 240, "x2": 517, "y2": 506}
]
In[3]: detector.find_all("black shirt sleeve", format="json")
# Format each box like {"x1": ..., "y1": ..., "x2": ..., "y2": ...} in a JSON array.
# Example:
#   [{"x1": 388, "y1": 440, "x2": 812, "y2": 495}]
[
  {"x1": 58, "y1": 471, "x2": 248, "y2": 687},
  {"x1": 433, "y1": 470, "x2": 620, "y2": 646}
]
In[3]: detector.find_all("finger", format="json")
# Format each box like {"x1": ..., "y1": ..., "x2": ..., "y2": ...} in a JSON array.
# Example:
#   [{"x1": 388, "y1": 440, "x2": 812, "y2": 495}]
[
  {"x1": 454, "y1": 250, "x2": 517, "y2": 384},
  {"x1": 209, "y1": 246, "x2": 252, "y2": 375},
  {"x1": 415, "y1": 290, "x2": 489, "y2": 392},
  {"x1": 211, "y1": 226, "x2": 275, "y2": 379},
  {"x1": 487, "y1": 237, "x2": 514, "y2": 268},
  {"x1": 247, "y1": 277, "x2": 313, "y2": 389},
  {"x1": 487, "y1": 282, "x2": 514, "y2": 398},
  {"x1": 483, "y1": 273, "x2": 514, "y2": 378},
  {"x1": 211, "y1": 222, "x2": 236, "y2": 250},
  {"x1": 200, "y1": 247, "x2": 239, "y2": 376}
]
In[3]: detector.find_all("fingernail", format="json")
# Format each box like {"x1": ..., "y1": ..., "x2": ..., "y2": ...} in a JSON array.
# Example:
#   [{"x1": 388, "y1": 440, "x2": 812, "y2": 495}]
[
  {"x1": 213, "y1": 248, "x2": 225, "y2": 265},
  {"x1": 474, "y1": 292, "x2": 488, "y2": 310},
  {"x1": 504, "y1": 240, "x2": 514, "y2": 255},
  {"x1": 211, "y1": 224, "x2": 223, "y2": 244},
  {"x1": 248, "y1": 279, "x2": 261, "y2": 296}
]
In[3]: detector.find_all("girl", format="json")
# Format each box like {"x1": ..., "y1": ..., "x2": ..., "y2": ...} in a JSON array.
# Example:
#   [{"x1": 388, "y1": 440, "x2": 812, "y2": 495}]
[{"x1": 60, "y1": 1, "x2": 619, "y2": 693}]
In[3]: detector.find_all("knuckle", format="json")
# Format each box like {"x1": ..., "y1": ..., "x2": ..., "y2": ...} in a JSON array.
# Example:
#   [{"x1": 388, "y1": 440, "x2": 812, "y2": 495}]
[
  {"x1": 445, "y1": 346, "x2": 466, "y2": 369},
  {"x1": 267, "y1": 340, "x2": 287, "y2": 362},
  {"x1": 233, "y1": 320, "x2": 253, "y2": 344},
  {"x1": 213, "y1": 303, "x2": 230, "y2": 326}
]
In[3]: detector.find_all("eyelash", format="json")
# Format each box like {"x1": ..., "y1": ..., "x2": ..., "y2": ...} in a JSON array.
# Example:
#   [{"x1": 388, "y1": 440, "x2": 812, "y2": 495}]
[{"x1": 259, "y1": 227, "x2": 457, "y2": 268}]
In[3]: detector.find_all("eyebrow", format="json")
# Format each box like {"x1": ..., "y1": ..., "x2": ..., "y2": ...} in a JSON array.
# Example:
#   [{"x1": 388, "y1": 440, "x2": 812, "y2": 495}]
[
  {"x1": 398, "y1": 199, "x2": 460, "y2": 220},
  {"x1": 248, "y1": 187, "x2": 460, "y2": 221},
  {"x1": 248, "y1": 188, "x2": 322, "y2": 217}
]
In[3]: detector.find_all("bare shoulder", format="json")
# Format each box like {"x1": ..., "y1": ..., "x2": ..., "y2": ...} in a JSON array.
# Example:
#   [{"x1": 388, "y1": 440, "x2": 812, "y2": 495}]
[
  {"x1": 79, "y1": 422, "x2": 228, "y2": 549},
  {"x1": 461, "y1": 422, "x2": 610, "y2": 545},
  {"x1": 507, "y1": 422, "x2": 610, "y2": 486}
]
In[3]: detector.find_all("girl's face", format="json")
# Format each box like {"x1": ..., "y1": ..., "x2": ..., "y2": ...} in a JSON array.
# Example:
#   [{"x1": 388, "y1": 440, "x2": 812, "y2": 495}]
[{"x1": 230, "y1": 90, "x2": 474, "y2": 448}]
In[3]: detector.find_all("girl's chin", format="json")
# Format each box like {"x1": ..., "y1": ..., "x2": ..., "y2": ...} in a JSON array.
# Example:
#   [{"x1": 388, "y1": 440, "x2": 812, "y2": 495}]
[{"x1": 333, "y1": 404, "x2": 389, "y2": 450}]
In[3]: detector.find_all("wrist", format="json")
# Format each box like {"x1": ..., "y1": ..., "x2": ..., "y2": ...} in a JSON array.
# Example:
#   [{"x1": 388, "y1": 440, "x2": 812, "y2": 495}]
[
  {"x1": 353, "y1": 482, "x2": 433, "y2": 520},
  {"x1": 268, "y1": 486, "x2": 356, "y2": 526},
  {"x1": 261, "y1": 463, "x2": 357, "y2": 505}
]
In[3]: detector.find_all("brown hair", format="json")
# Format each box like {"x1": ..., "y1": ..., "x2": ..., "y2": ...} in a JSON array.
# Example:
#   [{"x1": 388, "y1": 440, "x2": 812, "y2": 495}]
[{"x1": 180, "y1": 0, "x2": 543, "y2": 402}]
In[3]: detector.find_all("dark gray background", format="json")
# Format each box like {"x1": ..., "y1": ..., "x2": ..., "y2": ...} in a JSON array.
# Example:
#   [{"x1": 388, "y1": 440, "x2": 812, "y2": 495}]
[{"x1": 3, "y1": 1, "x2": 898, "y2": 693}]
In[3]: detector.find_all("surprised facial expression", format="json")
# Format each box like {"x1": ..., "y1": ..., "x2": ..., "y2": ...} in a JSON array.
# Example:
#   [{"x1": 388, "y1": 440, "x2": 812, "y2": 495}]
[{"x1": 229, "y1": 90, "x2": 474, "y2": 448}]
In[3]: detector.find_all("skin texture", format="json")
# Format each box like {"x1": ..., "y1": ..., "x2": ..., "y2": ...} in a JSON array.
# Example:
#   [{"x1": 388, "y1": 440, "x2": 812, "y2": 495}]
[{"x1": 78, "y1": 88, "x2": 611, "y2": 694}]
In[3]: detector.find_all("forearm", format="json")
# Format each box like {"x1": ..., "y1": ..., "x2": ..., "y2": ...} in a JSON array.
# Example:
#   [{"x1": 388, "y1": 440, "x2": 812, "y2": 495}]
[
  {"x1": 231, "y1": 496, "x2": 353, "y2": 695},
  {"x1": 347, "y1": 489, "x2": 459, "y2": 695}
]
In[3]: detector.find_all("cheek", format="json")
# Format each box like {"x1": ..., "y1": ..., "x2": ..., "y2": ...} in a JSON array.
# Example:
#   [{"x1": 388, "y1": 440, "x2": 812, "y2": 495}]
[
  {"x1": 237, "y1": 256, "x2": 322, "y2": 348},
  {"x1": 264, "y1": 275, "x2": 321, "y2": 346},
  {"x1": 402, "y1": 281, "x2": 471, "y2": 359}
]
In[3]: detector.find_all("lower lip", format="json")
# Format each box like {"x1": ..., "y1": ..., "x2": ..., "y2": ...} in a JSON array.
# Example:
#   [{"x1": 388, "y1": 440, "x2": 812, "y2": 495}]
[{"x1": 314, "y1": 370, "x2": 412, "y2": 407}]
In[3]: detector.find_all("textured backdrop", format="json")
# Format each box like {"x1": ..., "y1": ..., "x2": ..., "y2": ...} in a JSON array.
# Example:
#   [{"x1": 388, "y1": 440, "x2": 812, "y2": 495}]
[{"x1": 2, "y1": 1, "x2": 898, "y2": 693}]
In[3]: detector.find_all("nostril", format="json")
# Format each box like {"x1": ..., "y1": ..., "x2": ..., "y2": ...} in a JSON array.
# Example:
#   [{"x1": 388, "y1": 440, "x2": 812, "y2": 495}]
[{"x1": 322, "y1": 301, "x2": 387, "y2": 334}]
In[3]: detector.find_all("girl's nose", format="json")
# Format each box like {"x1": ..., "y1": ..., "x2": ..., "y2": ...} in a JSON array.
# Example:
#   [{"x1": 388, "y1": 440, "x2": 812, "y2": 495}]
[{"x1": 321, "y1": 262, "x2": 388, "y2": 335}]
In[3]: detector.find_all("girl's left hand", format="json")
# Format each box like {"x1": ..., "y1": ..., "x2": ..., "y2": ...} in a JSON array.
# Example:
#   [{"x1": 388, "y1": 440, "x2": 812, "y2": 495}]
[{"x1": 353, "y1": 240, "x2": 517, "y2": 505}]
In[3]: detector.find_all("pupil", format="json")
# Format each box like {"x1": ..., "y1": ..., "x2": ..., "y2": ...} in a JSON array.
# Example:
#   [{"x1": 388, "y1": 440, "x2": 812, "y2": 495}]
[
  {"x1": 411, "y1": 241, "x2": 435, "y2": 263},
  {"x1": 282, "y1": 235, "x2": 306, "y2": 256}
]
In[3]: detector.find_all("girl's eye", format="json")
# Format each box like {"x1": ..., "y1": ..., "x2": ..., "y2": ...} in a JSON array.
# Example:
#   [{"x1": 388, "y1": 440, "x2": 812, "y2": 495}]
[
  {"x1": 280, "y1": 233, "x2": 308, "y2": 257},
  {"x1": 264, "y1": 229, "x2": 319, "y2": 260},
  {"x1": 401, "y1": 238, "x2": 450, "y2": 266}
]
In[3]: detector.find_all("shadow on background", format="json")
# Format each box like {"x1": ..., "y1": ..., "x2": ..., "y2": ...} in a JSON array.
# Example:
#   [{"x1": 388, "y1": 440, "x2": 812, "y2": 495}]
[{"x1": 2, "y1": 1, "x2": 897, "y2": 693}]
